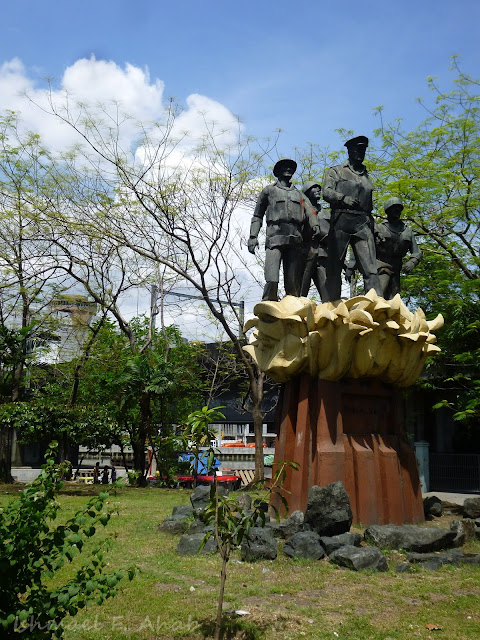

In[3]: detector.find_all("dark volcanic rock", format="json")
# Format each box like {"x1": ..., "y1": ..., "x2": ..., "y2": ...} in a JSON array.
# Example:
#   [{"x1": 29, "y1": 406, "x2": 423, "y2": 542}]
[
  {"x1": 405, "y1": 549, "x2": 480, "y2": 570},
  {"x1": 283, "y1": 531, "x2": 325, "y2": 560},
  {"x1": 406, "y1": 549, "x2": 464, "y2": 565},
  {"x1": 241, "y1": 527, "x2": 277, "y2": 562},
  {"x1": 304, "y1": 482, "x2": 353, "y2": 537},
  {"x1": 172, "y1": 505, "x2": 194, "y2": 518},
  {"x1": 236, "y1": 493, "x2": 252, "y2": 512},
  {"x1": 176, "y1": 532, "x2": 217, "y2": 555},
  {"x1": 268, "y1": 510, "x2": 305, "y2": 539},
  {"x1": 254, "y1": 500, "x2": 269, "y2": 513},
  {"x1": 190, "y1": 485, "x2": 228, "y2": 517},
  {"x1": 329, "y1": 545, "x2": 388, "y2": 572},
  {"x1": 319, "y1": 532, "x2": 362, "y2": 556},
  {"x1": 423, "y1": 495, "x2": 442, "y2": 518},
  {"x1": 450, "y1": 519, "x2": 476, "y2": 547},
  {"x1": 364, "y1": 524, "x2": 456, "y2": 553},
  {"x1": 188, "y1": 519, "x2": 213, "y2": 534},
  {"x1": 463, "y1": 497, "x2": 480, "y2": 519},
  {"x1": 158, "y1": 517, "x2": 191, "y2": 534}
]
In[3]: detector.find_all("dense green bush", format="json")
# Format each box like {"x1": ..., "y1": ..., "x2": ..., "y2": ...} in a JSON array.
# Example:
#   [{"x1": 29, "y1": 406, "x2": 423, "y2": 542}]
[{"x1": 0, "y1": 443, "x2": 134, "y2": 638}]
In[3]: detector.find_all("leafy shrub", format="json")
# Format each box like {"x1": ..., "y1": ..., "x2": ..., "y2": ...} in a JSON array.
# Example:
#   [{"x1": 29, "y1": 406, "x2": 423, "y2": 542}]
[{"x1": 0, "y1": 442, "x2": 134, "y2": 638}]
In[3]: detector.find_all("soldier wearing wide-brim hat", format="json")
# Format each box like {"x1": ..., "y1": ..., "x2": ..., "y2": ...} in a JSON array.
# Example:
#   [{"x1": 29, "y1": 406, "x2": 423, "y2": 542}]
[
  {"x1": 322, "y1": 135, "x2": 381, "y2": 300},
  {"x1": 273, "y1": 158, "x2": 297, "y2": 177},
  {"x1": 248, "y1": 159, "x2": 320, "y2": 301}
]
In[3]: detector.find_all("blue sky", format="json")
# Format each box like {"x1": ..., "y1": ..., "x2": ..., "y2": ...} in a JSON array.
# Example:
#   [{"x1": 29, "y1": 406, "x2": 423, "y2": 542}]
[
  {"x1": 2, "y1": 0, "x2": 480, "y2": 155},
  {"x1": 2, "y1": 0, "x2": 479, "y2": 337}
]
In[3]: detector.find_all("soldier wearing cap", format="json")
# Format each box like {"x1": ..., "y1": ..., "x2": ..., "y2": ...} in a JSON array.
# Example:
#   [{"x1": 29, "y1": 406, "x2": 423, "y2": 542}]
[
  {"x1": 248, "y1": 158, "x2": 320, "y2": 301},
  {"x1": 374, "y1": 197, "x2": 422, "y2": 299},
  {"x1": 322, "y1": 135, "x2": 381, "y2": 300},
  {"x1": 300, "y1": 181, "x2": 330, "y2": 301}
]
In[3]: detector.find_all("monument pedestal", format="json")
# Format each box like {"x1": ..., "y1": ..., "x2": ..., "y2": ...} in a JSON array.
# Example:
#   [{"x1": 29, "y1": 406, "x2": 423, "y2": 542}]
[{"x1": 271, "y1": 375, "x2": 424, "y2": 525}]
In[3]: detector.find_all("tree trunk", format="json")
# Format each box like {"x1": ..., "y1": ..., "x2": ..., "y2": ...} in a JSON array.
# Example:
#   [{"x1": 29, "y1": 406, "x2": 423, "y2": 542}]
[
  {"x1": 119, "y1": 440, "x2": 129, "y2": 474},
  {"x1": 0, "y1": 428, "x2": 14, "y2": 483},
  {"x1": 1, "y1": 360, "x2": 19, "y2": 483},
  {"x1": 214, "y1": 553, "x2": 228, "y2": 640},
  {"x1": 59, "y1": 432, "x2": 69, "y2": 463},
  {"x1": 134, "y1": 393, "x2": 152, "y2": 487},
  {"x1": 251, "y1": 370, "x2": 265, "y2": 484},
  {"x1": 132, "y1": 437, "x2": 147, "y2": 487},
  {"x1": 11, "y1": 361, "x2": 24, "y2": 403}
]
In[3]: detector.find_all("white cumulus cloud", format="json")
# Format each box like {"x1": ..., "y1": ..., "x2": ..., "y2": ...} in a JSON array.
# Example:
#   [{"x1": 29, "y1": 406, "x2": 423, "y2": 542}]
[{"x1": 0, "y1": 56, "x2": 241, "y2": 158}]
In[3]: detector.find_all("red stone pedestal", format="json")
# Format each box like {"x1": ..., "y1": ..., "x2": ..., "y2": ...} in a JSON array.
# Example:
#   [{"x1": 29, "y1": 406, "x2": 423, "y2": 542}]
[{"x1": 271, "y1": 375, "x2": 424, "y2": 525}]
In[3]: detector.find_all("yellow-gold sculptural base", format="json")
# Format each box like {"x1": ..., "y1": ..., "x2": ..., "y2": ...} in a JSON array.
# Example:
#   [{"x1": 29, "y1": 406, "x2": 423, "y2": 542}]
[
  {"x1": 244, "y1": 290, "x2": 444, "y2": 525},
  {"x1": 243, "y1": 289, "x2": 444, "y2": 387}
]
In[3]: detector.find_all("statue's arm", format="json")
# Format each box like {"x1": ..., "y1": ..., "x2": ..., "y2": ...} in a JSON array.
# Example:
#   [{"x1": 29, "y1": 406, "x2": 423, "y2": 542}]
[
  {"x1": 248, "y1": 188, "x2": 268, "y2": 253},
  {"x1": 317, "y1": 208, "x2": 330, "y2": 240},
  {"x1": 304, "y1": 198, "x2": 321, "y2": 238},
  {"x1": 403, "y1": 230, "x2": 423, "y2": 273},
  {"x1": 322, "y1": 167, "x2": 343, "y2": 206},
  {"x1": 322, "y1": 166, "x2": 358, "y2": 208}
]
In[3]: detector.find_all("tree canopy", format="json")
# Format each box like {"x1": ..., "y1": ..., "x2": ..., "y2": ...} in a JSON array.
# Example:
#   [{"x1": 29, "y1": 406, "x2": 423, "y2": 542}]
[{"x1": 1, "y1": 59, "x2": 479, "y2": 480}]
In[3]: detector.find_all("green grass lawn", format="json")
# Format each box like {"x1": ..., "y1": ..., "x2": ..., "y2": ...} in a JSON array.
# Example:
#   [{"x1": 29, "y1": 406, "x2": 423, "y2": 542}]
[{"x1": 1, "y1": 485, "x2": 480, "y2": 640}]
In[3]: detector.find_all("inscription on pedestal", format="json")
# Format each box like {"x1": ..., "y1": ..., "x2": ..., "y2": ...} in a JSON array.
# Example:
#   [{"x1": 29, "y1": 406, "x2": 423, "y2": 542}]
[{"x1": 342, "y1": 393, "x2": 392, "y2": 435}]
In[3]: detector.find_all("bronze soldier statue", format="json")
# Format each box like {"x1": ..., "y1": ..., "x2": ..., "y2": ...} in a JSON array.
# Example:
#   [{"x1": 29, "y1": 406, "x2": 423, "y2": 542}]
[
  {"x1": 345, "y1": 197, "x2": 423, "y2": 299},
  {"x1": 322, "y1": 136, "x2": 381, "y2": 300},
  {"x1": 300, "y1": 181, "x2": 330, "y2": 301},
  {"x1": 375, "y1": 197, "x2": 422, "y2": 299},
  {"x1": 248, "y1": 158, "x2": 320, "y2": 301}
]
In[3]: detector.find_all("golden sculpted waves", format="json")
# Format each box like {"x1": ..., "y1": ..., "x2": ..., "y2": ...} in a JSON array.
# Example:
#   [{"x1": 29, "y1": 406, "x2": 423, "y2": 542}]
[{"x1": 243, "y1": 290, "x2": 443, "y2": 387}]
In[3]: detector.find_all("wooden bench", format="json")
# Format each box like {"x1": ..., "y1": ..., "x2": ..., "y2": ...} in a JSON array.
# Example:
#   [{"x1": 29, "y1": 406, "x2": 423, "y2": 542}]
[
  {"x1": 233, "y1": 469, "x2": 255, "y2": 486},
  {"x1": 74, "y1": 470, "x2": 94, "y2": 484}
]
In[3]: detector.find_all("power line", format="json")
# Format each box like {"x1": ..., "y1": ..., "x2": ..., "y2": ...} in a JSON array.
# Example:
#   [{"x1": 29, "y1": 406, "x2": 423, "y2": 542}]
[{"x1": 151, "y1": 286, "x2": 245, "y2": 339}]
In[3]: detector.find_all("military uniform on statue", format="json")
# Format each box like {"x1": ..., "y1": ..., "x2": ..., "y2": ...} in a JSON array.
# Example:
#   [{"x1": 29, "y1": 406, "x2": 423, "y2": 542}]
[
  {"x1": 248, "y1": 158, "x2": 320, "y2": 301},
  {"x1": 244, "y1": 136, "x2": 443, "y2": 526},
  {"x1": 322, "y1": 136, "x2": 380, "y2": 300},
  {"x1": 300, "y1": 181, "x2": 330, "y2": 302}
]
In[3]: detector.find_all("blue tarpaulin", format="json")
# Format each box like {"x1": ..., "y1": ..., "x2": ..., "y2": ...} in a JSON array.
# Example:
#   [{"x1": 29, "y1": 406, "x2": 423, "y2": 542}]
[{"x1": 178, "y1": 452, "x2": 220, "y2": 474}]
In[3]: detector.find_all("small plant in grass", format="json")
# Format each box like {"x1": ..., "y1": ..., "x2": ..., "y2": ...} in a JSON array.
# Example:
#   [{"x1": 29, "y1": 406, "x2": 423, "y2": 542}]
[
  {"x1": 202, "y1": 461, "x2": 298, "y2": 640},
  {"x1": 0, "y1": 442, "x2": 135, "y2": 638},
  {"x1": 126, "y1": 469, "x2": 141, "y2": 486}
]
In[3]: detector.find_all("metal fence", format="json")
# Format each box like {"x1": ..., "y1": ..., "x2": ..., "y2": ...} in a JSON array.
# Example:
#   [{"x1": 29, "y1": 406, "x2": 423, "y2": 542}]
[{"x1": 430, "y1": 453, "x2": 480, "y2": 492}]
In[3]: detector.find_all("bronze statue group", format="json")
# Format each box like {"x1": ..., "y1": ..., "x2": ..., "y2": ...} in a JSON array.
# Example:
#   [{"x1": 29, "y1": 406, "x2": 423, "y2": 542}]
[{"x1": 248, "y1": 136, "x2": 422, "y2": 302}]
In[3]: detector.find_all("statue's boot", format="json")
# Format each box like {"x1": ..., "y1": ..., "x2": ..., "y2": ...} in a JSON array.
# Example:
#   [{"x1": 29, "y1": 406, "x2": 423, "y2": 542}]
[
  {"x1": 262, "y1": 282, "x2": 278, "y2": 301},
  {"x1": 364, "y1": 272, "x2": 381, "y2": 297}
]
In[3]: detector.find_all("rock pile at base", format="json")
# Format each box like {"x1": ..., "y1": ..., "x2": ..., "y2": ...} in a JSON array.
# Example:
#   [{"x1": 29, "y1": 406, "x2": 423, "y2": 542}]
[{"x1": 159, "y1": 482, "x2": 480, "y2": 572}]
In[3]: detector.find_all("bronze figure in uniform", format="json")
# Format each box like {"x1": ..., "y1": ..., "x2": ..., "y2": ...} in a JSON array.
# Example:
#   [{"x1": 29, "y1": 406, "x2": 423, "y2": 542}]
[
  {"x1": 248, "y1": 158, "x2": 320, "y2": 301},
  {"x1": 300, "y1": 181, "x2": 330, "y2": 301},
  {"x1": 345, "y1": 197, "x2": 423, "y2": 299},
  {"x1": 322, "y1": 136, "x2": 381, "y2": 300},
  {"x1": 375, "y1": 197, "x2": 422, "y2": 299}
]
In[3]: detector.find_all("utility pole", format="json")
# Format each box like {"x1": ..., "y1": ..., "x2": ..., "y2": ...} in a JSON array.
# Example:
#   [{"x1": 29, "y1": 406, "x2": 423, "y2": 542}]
[{"x1": 150, "y1": 284, "x2": 158, "y2": 331}]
